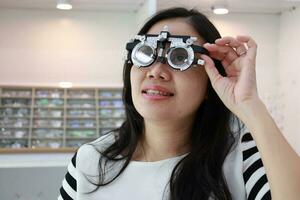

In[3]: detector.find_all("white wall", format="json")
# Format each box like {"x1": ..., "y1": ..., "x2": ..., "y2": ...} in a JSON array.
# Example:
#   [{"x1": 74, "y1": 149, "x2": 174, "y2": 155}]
[
  {"x1": 1, "y1": 7, "x2": 299, "y2": 200},
  {"x1": 0, "y1": 4, "x2": 299, "y2": 198},
  {"x1": 0, "y1": 9, "x2": 137, "y2": 87},
  {"x1": 136, "y1": 0, "x2": 157, "y2": 30},
  {"x1": 0, "y1": 9, "x2": 279, "y2": 93},
  {"x1": 0, "y1": 167, "x2": 67, "y2": 200},
  {"x1": 278, "y1": 7, "x2": 300, "y2": 154},
  {"x1": 211, "y1": 12, "x2": 300, "y2": 155},
  {"x1": 0, "y1": 7, "x2": 298, "y2": 154},
  {"x1": 209, "y1": 13, "x2": 280, "y2": 96}
]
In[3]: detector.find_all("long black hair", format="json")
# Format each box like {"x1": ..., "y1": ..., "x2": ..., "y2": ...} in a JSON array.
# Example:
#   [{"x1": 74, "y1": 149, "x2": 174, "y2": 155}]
[{"x1": 88, "y1": 7, "x2": 243, "y2": 200}]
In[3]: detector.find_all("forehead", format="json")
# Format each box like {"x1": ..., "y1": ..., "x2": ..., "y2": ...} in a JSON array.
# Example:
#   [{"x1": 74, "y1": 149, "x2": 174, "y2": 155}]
[{"x1": 147, "y1": 18, "x2": 205, "y2": 44}]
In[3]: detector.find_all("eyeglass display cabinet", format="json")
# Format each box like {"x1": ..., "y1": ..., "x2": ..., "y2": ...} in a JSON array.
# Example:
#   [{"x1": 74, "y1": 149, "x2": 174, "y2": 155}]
[{"x1": 0, "y1": 87, "x2": 125, "y2": 153}]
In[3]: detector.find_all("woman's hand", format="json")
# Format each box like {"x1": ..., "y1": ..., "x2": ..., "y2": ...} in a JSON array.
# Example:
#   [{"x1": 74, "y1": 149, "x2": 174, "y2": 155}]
[
  {"x1": 202, "y1": 37, "x2": 300, "y2": 200},
  {"x1": 201, "y1": 36, "x2": 261, "y2": 117}
]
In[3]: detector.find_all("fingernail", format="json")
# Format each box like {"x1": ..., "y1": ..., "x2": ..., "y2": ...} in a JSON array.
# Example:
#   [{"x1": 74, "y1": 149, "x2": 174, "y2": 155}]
[{"x1": 200, "y1": 54, "x2": 207, "y2": 60}]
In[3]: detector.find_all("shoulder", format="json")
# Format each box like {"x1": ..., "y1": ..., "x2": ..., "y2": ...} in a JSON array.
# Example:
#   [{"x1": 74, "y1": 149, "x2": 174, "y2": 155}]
[
  {"x1": 77, "y1": 131, "x2": 116, "y2": 156},
  {"x1": 238, "y1": 126, "x2": 272, "y2": 199},
  {"x1": 223, "y1": 118, "x2": 255, "y2": 176},
  {"x1": 228, "y1": 118, "x2": 258, "y2": 166},
  {"x1": 224, "y1": 118, "x2": 270, "y2": 199},
  {"x1": 76, "y1": 132, "x2": 117, "y2": 172},
  {"x1": 227, "y1": 116, "x2": 248, "y2": 153}
]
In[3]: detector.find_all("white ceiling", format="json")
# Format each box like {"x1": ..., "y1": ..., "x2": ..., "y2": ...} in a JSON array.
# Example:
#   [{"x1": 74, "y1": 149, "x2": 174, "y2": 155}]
[
  {"x1": 0, "y1": 0, "x2": 299, "y2": 14},
  {"x1": 0, "y1": 0, "x2": 144, "y2": 11},
  {"x1": 159, "y1": 0, "x2": 300, "y2": 14}
]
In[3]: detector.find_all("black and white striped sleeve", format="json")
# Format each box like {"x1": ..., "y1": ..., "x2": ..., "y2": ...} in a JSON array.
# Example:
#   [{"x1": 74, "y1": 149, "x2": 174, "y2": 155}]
[
  {"x1": 241, "y1": 132, "x2": 272, "y2": 200},
  {"x1": 58, "y1": 152, "x2": 77, "y2": 200}
]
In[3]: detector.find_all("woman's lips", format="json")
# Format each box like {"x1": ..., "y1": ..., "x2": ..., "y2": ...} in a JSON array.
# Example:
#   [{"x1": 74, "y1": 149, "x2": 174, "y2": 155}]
[{"x1": 141, "y1": 85, "x2": 174, "y2": 100}]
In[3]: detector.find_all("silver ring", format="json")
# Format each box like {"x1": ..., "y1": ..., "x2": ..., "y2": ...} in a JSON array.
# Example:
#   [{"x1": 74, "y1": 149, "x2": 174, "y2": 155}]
[{"x1": 238, "y1": 51, "x2": 247, "y2": 56}]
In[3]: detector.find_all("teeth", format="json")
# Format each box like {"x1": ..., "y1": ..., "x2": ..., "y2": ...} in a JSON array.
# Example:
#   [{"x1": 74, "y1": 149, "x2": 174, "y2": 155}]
[{"x1": 145, "y1": 89, "x2": 173, "y2": 96}]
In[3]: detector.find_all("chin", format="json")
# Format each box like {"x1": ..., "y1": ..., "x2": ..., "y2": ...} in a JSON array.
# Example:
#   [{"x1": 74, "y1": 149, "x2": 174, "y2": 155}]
[{"x1": 138, "y1": 108, "x2": 174, "y2": 121}]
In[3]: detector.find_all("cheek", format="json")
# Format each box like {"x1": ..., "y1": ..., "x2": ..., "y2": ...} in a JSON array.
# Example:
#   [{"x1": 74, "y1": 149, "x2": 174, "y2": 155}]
[
  {"x1": 177, "y1": 71, "x2": 208, "y2": 109},
  {"x1": 130, "y1": 67, "x2": 144, "y2": 102},
  {"x1": 130, "y1": 68, "x2": 138, "y2": 96},
  {"x1": 193, "y1": 73, "x2": 208, "y2": 97}
]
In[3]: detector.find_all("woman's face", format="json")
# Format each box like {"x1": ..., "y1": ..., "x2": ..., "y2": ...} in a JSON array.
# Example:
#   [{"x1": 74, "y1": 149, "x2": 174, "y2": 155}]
[{"x1": 130, "y1": 18, "x2": 208, "y2": 122}]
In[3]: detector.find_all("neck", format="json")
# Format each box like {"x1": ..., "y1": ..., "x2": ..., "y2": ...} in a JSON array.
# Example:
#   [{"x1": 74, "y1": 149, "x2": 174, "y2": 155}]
[{"x1": 134, "y1": 116, "x2": 194, "y2": 162}]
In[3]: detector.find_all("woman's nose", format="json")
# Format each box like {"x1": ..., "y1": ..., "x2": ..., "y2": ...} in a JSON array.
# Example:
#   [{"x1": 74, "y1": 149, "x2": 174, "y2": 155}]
[{"x1": 146, "y1": 62, "x2": 171, "y2": 81}]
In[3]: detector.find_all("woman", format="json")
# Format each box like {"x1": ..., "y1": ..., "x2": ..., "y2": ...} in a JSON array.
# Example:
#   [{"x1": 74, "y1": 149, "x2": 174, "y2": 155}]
[{"x1": 58, "y1": 7, "x2": 300, "y2": 200}]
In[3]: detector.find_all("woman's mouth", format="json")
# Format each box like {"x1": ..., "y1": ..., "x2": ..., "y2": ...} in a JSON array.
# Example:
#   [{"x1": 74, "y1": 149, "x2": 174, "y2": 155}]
[
  {"x1": 141, "y1": 86, "x2": 174, "y2": 100},
  {"x1": 142, "y1": 89, "x2": 174, "y2": 97}
]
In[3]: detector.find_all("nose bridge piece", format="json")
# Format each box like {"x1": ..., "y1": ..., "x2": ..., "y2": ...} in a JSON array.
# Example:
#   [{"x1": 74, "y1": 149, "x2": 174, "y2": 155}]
[
  {"x1": 156, "y1": 51, "x2": 167, "y2": 64},
  {"x1": 156, "y1": 43, "x2": 170, "y2": 65},
  {"x1": 156, "y1": 27, "x2": 170, "y2": 66}
]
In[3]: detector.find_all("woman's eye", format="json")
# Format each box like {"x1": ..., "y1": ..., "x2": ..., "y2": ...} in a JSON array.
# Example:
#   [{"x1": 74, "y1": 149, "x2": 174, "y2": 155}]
[{"x1": 176, "y1": 55, "x2": 186, "y2": 61}]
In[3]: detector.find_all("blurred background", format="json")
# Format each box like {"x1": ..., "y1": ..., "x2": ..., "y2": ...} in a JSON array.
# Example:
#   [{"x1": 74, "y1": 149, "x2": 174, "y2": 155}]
[{"x1": 0, "y1": 0, "x2": 299, "y2": 199}]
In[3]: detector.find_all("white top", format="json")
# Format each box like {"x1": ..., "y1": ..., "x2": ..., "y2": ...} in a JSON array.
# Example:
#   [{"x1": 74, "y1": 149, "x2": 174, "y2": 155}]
[{"x1": 58, "y1": 130, "x2": 271, "y2": 200}]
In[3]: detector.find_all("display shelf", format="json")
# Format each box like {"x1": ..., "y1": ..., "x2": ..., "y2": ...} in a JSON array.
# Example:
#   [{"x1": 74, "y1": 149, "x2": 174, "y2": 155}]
[
  {"x1": 0, "y1": 126, "x2": 29, "y2": 129},
  {"x1": 0, "y1": 104, "x2": 31, "y2": 107},
  {"x1": 0, "y1": 136, "x2": 28, "y2": 139},
  {"x1": 66, "y1": 127, "x2": 97, "y2": 130},
  {"x1": 67, "y1": 106, "x2": 95, "y2": 109},
  {"x1": 33, "y1": 117, "x2": 64, "y2": 120},
  {"x1": 66, "y1": 117, "x2": 96, "y2": 120},
  {"x1": 0, "y1": 86, "x2": 125, "y2": 152},
  {"x1": 0, "y1": 147, "x2": 76, "y2": 154},
  {"x1": 33, "y1": 106, "x2": 64, "y2": 109},
  {"x1": 1, "y1": 88, "x2": 32, "y2": 98},
  {"x1": 0, "y1": 96, "x2": 31, "y2": 99},
  {"x1": 98, "y1": 97, "x2": 123, "y2": 100},
  {"x1": 0, "y1": 116, "x2": 30, "y2": 119}
]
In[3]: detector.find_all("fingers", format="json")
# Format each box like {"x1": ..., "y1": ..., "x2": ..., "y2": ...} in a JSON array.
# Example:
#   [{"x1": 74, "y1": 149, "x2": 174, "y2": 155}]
[
  {"x1": 217, "y1": 36, "x2": 248, "y2": 56},
  {"x1": 203, "y1": 43, "x2": 238, "y2": 66},
  {"x1": 200, "y1": 54, "x2": 223, "y2": 86},
  {"x1": 215, "y1": 36, "x2": 240, "y2": 46},
  {"x1": 236, "y1": 35, "x2": 257, "y2": 59},
  {"x1": 204, "y1": 35, "x2": 257, "y2": 63}
]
